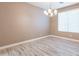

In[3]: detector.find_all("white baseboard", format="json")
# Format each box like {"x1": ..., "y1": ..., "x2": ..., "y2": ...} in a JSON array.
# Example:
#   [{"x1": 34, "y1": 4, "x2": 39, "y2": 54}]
[
  {"x1": 0, "y1": 35, "x2": 51, "y2": 50},
  {"x1": 0, "y1": 35, "x2": 78, "y2": 50},
  {"x1": 50, "y1": 35, "x2": 79, "y2": 42}
]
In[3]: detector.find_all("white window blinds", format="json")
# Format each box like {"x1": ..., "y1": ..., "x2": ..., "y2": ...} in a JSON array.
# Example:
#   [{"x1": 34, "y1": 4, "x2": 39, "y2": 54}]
[{"x1": 58, "y1": 8, "x2": 79, "y2": 33}]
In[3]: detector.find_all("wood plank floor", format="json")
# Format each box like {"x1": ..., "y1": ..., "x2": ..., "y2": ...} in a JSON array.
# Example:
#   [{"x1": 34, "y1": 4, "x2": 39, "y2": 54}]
[{"x1": 0, "y1": 36, "x2": 79, "y2": 56}]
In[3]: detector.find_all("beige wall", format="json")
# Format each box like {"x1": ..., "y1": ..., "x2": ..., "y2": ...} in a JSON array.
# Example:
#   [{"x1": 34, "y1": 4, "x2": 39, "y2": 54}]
[
  {"x1": 51, "y1": 3, "x2": 79, "y2": 40},
  {"x1": 0, "y1": 3, "x2": 50, "y2": 46}
]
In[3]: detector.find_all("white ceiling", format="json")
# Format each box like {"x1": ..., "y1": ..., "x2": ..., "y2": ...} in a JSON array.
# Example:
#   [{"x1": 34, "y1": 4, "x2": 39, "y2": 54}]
[{"x1": 28, "y1": 2, "x2": 78, "y2": 10}]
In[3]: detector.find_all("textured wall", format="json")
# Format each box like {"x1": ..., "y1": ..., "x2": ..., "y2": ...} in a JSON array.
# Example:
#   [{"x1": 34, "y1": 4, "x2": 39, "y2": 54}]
[{"x1": 0, "y1": 3, "x2": 50, "y2": 46}]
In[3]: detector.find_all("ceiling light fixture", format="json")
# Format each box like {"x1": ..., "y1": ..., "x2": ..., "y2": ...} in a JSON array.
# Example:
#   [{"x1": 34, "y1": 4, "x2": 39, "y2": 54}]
[{"x1": 44, "y1": 3, "x2": 58, "y2": 17}]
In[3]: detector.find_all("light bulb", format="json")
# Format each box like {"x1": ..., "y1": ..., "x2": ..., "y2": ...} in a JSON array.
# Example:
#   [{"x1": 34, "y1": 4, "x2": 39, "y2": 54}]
[
  {"x1": 48, "y1": 8, "x2": 52, "y2": 14},
  {"x1": 54, "y1": 9, "x2": 58, "y2": 15},
  {"x1": 50, "y1": 13, "x2": 53, "y2": 16},
  {"x1": 49, "y1": 13, "x2": 53, "y2": 17},
  {"x1": 44, "y1": 10, "x2": 48, "y2": 16}
]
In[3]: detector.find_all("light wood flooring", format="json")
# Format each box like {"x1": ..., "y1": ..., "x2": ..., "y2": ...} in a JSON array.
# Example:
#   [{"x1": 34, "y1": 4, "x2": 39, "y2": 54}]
[{"x1": 0, "y1": 36, "x2": 79, "y2": 56}]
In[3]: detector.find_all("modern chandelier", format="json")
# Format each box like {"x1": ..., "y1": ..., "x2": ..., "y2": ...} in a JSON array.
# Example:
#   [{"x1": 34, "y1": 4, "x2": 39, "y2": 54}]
[
  {"x1": 44, "y1": 9, "x2": 58, "y2": 17},
  {"x1": 44, "y1": 3, "x2": 58, "y2": 17}
]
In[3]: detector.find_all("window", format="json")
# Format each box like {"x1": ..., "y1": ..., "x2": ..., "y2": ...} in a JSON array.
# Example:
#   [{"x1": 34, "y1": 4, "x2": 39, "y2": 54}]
[{"x1": 58, "y1": 8, "x2": 79, "y2": 33}]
